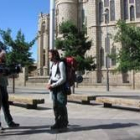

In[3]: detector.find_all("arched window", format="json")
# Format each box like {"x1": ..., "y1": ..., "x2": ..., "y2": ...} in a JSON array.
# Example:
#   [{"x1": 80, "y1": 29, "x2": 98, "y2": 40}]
[
  {"x1": 110, "y1": 0, "x2": 115, "y2": 21},
  {"x1": 99, "y1": 1, "x2": 103, "y2": 22},
  {"x1": 111, "y1": 46, "x2": 116, "y2": 66},
  {"x1": 100, "y1": 48, "x2": 104, "y2": 67},
  {"x1": 43, "y1": 49, "x2": 46, "y2": 66},
  {"x1": 136, "y1": 0, "x2": 140, "y2": 18},
  {"x1": 130, "y1": 6, "x2": 135, "y2": 21},
  {"x1": 82, "y1": 9, "x2": 85, "y2": 25},
  {"x1": 129, "y1": 0, "x2": 134, "y2": 3},
  {"x1": 41, "y1": 22, "x2": 46, "y2": 33},
  {"x1": 105, "y1": 35, "x2": 110, "y2": 68},
  {"x1": 105, "y1": 9, "x2": 109, "y2": 23},
  {"x1": 123, "y1": 0, "x2": 128, "y2": 20},
  {"x1": 104, "y1": 0, "x2": 109, "y2": 7}
]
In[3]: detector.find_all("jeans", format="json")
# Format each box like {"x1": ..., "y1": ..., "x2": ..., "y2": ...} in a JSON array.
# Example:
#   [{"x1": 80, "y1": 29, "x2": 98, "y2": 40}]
[
  {"x1": 52, "y1": 89, "x2": 68, "y2": 126},
  {"x1": 0, "y1": 90, "x2": 1, "y2": 126}
]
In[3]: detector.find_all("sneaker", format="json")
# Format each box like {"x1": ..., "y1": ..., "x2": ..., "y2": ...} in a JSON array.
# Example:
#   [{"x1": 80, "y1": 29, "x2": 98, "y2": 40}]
[{"x1": 8, "y1": 122, "x2": 20, "y2": 128}]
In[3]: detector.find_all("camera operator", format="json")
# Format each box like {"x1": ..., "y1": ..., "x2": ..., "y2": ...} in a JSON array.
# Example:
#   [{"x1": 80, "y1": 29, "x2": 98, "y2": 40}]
[
  {"x1": 0, "y1": 48, "x2": 20, "y2": 128},
  {"x1": 0, "y1": 87, "x2": 4, "y2": 132}
]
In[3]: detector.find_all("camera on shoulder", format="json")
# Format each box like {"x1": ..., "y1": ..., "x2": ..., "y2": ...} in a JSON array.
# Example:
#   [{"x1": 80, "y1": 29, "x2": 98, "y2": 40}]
[{"x1": 0, "y1": 63, "x2": 22, "y2": 76}]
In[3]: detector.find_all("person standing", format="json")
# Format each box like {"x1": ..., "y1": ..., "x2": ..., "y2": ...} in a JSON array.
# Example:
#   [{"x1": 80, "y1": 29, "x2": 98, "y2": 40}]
[
  {"x1": 0, "y1": 87, "x2": 5, "y2": 132},
  {"x1": 0, "y1": 49, "x2": 20, "y2": 128},
  {"x1": 47, "y1": 49, "x2": 68, "y2": 130},
  {"x1": 0, "y1": 51, "x2": 4, "y2": 132}
]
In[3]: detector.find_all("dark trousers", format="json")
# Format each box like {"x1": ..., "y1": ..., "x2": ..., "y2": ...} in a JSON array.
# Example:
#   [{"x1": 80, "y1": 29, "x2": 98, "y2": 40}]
[
  {"x1": 0, "y1": 92, "x2": 1, "y2": 126},
  {"x1": 52, "y1": 89, "x2": 68, "y2": 126},
  {"x1": 0, "y1": 86, "x2": 13, "y2": 125}
]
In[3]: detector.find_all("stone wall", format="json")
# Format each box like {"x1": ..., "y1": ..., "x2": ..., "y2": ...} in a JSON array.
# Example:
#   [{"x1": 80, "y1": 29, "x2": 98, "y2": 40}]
[
  {"x1": 79, "y1": 70, "x2": 140, "y2": 89},
  {"x1": 7, "y1": 66, "x2": 140, "y2": 89},
  {"x1": 8, "y1": 67, "x2": 27, "y2": 87}
]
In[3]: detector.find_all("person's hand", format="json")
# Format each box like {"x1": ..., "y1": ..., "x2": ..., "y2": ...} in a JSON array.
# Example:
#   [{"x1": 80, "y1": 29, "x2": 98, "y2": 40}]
[{"x1": 46, "y1": 84, "x2": 52, "y2": 90}]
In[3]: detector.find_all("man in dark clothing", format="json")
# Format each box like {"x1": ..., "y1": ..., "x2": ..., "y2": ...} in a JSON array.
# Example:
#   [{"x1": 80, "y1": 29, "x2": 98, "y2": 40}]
[
  {"x1": 0, "y1": 49, "x2": 19, "y2": 128},
  {"x1": 0, "y1": 86, "x2": 4, "y2": 132},
  {"x1": 47, "y1": 49, "x2": 68, "y2": 130}
]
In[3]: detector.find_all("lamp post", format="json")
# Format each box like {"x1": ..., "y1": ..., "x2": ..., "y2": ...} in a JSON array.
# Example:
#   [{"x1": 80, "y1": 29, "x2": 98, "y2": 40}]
[
  {"x1": 103, "y1": 11, "x2": 110, "y2": 91},
  {"x1": 106, "y1": 51, "x2": 109, "y2": 91},
  {"x1": 49, "y1": 0, "x2": 55, "y2": 69},
  {"x1": 49, "y1": 0, "x2": 55, "y2": 99},
  {"x1": 50, "y1": 0, "x2": 55, "y2": 50}
]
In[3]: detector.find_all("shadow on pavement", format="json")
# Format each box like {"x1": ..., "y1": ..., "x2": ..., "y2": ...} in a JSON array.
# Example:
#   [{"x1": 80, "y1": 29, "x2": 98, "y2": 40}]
[
  {"x1": 9, "y1": 103, "x2": 51, "y2": 110},
  {"x1": 1, "y1": 123, "x2": 138, "y2": 136},
  {"x1": 108, "y1": 106, "x2": 140, "y2": 112},
  {"x1": 95, "y1": 95, "x2": 140, "y2": 99}
]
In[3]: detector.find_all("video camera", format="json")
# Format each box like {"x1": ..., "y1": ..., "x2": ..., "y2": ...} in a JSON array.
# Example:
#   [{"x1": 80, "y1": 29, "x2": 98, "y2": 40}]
[{"x1": 0, "y1": 63, "x2": 22, "y2": 76}]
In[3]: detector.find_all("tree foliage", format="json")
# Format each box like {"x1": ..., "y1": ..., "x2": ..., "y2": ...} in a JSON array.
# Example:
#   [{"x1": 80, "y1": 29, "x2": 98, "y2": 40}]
[
  {"x1": 55, "y1": 21, "x2": 95, "y2": 71},
  {"x1": 0, "y1": 29, "x2": 37, "y2": 67},
  {"x1": 113, "y1": 20, "x2": 140, "y2": 72}
]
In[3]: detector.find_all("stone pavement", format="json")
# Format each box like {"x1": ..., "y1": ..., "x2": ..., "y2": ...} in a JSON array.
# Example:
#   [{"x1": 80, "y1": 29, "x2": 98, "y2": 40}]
[{"x1": 0, "y1": 86, "x2": 140, "y2": 139}]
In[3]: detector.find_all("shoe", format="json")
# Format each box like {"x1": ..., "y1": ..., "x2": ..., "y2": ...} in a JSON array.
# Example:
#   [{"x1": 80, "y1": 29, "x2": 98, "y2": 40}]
[
  {"x1": 50, "y1": 123, "x2": 60, "y2": 130},
  {"x1": 60, "y1": 121, "x2": 68, "y2": 128},
  {"x1": 0, "y1": 127, "x2": 5, "y2": 133},
  {"x1": 60, "y1": 124, "x2": 68, "y2": 129},
  {"x1": 8, "y1": 122, "x2": 20, "y2": 128}
]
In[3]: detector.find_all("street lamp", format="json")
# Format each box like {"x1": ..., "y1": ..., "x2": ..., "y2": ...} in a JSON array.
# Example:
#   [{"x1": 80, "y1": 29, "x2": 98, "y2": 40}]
[
  {"x1": 49, "y1": 0, "x2": 55, "y2": 99},
  {"x1": 49, "y1": 0, "x2": 55, "y2": 68},
  {"x1": 103, "y1": 11, "x2": 110, "y2": 91},
  {"x1": 50, "y1": 0, "x2": 55, "y2": 50}
]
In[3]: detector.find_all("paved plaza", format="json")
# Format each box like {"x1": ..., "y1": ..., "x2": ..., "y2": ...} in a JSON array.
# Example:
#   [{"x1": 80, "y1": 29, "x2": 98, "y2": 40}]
[{"x1": 0, "y1": 86, "x2": 140, "y2": 140}]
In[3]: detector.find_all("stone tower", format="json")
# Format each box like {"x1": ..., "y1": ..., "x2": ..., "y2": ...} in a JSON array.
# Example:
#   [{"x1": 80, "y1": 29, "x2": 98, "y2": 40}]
[
  {"x1": 55, "y1": 0, "x2": 78, "y2": 33},
  {"x1": 37, "y1": 13, "x2": 49, "y2": 76}
]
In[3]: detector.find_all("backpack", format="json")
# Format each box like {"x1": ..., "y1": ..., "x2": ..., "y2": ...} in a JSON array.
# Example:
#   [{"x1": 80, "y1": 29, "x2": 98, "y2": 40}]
[
  {"x1": 51, "y1": 57, "x2": 77, "y2": 95},
  {"x1": 61, "y1": 57, "x2": 77, "y2": 87}
]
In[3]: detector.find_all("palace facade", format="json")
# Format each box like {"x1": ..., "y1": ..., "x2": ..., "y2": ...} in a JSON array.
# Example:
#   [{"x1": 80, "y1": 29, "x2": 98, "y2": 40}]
[{"x1": 37, "y1": 0, "x2": 140, "y2": 89}]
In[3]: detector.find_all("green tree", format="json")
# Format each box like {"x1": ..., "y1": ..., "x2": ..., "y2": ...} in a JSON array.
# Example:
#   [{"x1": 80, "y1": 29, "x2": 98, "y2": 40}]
[
  {"x1": 55, "y1": 21, "x2": 95, "y2": 72},
  {"x1": 113, "y1": 20, "x2": 140, "y2": 72},
  {"x1": 0, "y1": 29, "x2": 36, "y2": 67}
]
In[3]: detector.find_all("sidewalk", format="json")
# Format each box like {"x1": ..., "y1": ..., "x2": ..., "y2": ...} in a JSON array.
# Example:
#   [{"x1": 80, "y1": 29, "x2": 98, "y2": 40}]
[
  {"x1": 1, "y1": 87, "x2": 140, "y2": 139},
  {"x1": 8, "y1": 84, "x2": 140, "y2": 93}
]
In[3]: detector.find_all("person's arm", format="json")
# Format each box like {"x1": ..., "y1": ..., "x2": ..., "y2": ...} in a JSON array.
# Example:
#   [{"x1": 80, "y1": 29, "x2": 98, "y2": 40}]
[
  {"x1": 51, "y1": 62, "x2": 66, "y2": 88},
  {"x1": 46, "y1": 66, "x2": 52, "y2": 90}
]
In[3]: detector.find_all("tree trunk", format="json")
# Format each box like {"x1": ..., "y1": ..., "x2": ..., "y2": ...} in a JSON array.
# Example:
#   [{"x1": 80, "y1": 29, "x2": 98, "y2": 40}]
[{"x1": 12, "y1": 75, "x2": 15, "y2": 93}]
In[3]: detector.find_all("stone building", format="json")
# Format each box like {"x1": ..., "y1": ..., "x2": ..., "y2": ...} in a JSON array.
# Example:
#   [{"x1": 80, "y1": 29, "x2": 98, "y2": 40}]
[{"x1": 37, "y1": 0, "x2": 140, "y2": 89}]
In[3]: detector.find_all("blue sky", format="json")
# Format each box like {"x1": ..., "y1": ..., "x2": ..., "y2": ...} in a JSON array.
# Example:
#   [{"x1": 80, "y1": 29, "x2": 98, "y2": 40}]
[{"x1": 0, "y1": 0, "x2": 50, "y2": 62}]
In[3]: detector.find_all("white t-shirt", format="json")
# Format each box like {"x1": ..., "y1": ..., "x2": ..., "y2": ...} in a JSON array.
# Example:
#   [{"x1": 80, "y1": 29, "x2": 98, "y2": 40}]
[{"x1": 50, "y1": 61, "x2": 66, "y2": 88}]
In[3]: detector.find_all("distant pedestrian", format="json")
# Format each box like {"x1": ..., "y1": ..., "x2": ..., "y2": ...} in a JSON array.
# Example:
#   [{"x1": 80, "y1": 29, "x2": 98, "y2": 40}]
[{"x1": 47, "y1": 49, "x2": 69, "y2": 130}]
